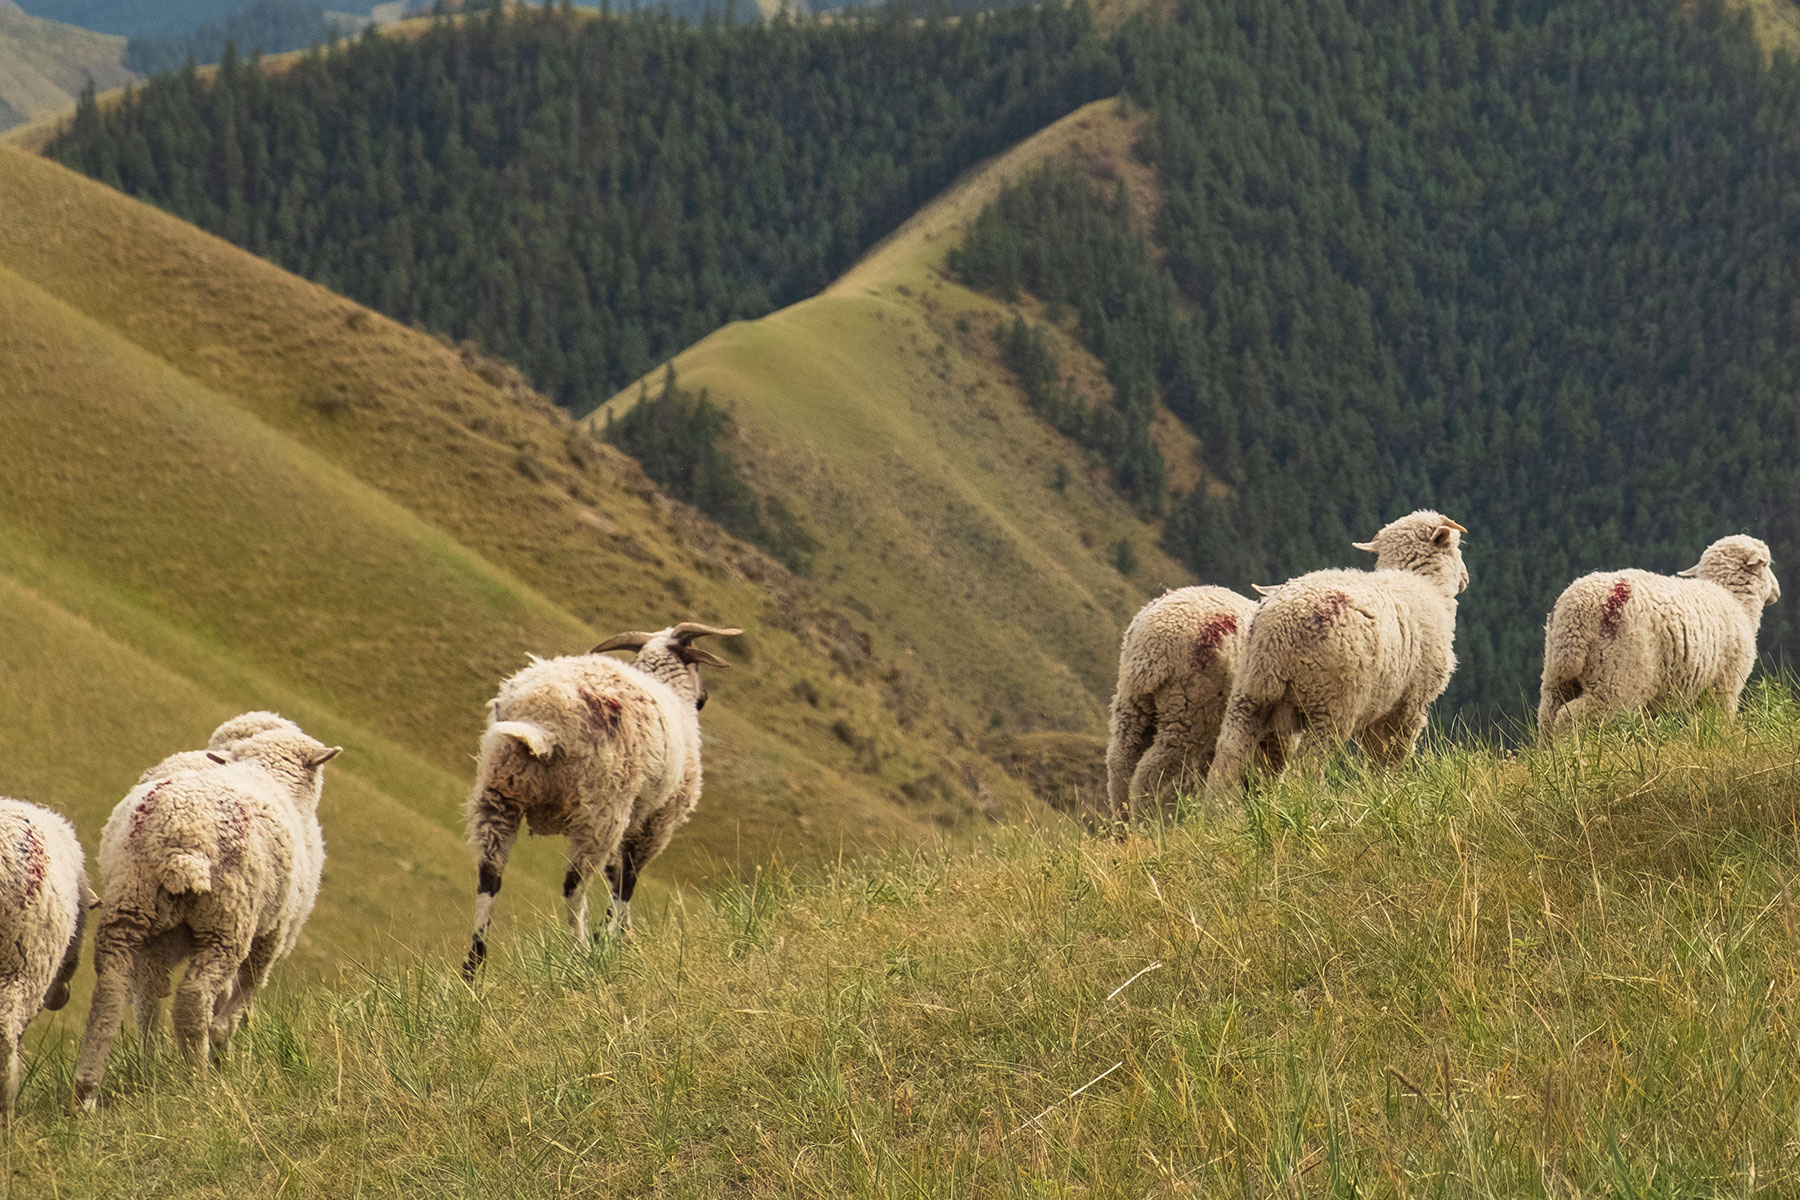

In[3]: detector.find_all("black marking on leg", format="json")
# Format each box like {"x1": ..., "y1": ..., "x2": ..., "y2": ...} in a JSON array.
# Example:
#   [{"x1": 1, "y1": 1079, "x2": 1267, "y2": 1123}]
[
  {"x1": 461, "y1": 935, "x2": 487, "y2": 979},
  {"x1": 562, "y1": 867, "x2": 582, "y2": 898},
  {"x1": 477, "y1": 863, "x2": 502, "y2": 896}
]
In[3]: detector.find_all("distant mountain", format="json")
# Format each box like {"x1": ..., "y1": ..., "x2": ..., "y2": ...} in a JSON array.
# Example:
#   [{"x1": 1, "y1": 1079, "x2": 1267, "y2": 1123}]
[
  {"x1": 15, "y1": 0, "x2": 275, "y2": 38},
  {"x1": 0, "y1": 0, "x2": 135, "y2": 131}
]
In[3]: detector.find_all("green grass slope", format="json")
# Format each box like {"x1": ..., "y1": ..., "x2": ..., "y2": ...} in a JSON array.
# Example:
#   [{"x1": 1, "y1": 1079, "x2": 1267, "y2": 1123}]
[
  {"x1": 11, "y1": 696, "x2": 1800, "y2": 1193},
  {"x1": 0, "y1": 0, "x2": 135, "y2": 131},
  {"x1": 593, "y1": 98, "x2": 1194, "y2": 749},
  {"x1": 0, "y1": 143, "x2": 1036, "y2": 983}
]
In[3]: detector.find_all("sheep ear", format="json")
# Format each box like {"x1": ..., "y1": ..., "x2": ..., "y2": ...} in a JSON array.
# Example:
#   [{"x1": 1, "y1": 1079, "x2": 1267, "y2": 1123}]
[
  {"x1": 1251, "y1": 583, "x2": 1280, "y2": 596},
  {"x1": 1432, "y1": 524, "x2": 1460, "y2": 547},
  {"x1": 1352, "y1": 540, "x2": 1378, "y2": 553},
  {"x1": 206, "y1": 751, "x2": 229, "y2": 764},
  {"x1": 677, "y1": 644, "x2": 733, "y2": 669},
  {"x1": 305, "y1": 746, "x2": 343, "y2": 769},
  {"x1": 1676, "y1": 565, "x2": 1701, "y2": 578}
]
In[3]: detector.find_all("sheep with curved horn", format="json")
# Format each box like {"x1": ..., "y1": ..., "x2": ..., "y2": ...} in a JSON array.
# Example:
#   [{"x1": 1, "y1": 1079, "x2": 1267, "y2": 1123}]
[{"x1": 463, "y1": 622, "x2": 741, "y2": 976}]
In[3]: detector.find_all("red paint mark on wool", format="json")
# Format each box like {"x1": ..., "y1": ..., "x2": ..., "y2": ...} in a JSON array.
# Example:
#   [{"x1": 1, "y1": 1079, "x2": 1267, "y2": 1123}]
[
  {"x1": 1601, "y1": 580, "x2": 1632, "y2": 639},
  {"x1": 1311, "y1": 591, "x2": 1351, "y2": 633},
  {"x1": 1191, "y1": 613, "x2": 1239, "y2": 670},
  {"x1": 220, "y1": 797, "x2": 251, "y2": 869},
  {"x1": 129, "y1": 781, "x2": 167, "y2": 839},
  {"x1": 17, "y1": 825, "x2": 45, "y2": 903},
  {"x1": 577, "y1": 688, "x2": 624, "y2": 737}
]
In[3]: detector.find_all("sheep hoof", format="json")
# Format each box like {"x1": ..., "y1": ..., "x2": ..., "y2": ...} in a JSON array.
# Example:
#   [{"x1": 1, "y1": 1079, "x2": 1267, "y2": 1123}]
[{"x1": 73, "y1": 1084, "x2": 97, "y2": 1114}]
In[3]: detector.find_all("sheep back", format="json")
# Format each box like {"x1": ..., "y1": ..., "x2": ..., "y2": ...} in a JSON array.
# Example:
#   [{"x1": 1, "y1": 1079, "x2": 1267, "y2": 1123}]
[
  {"x1": 1541, "y1": 569, "x2": 1760, "y2": 719},
  {"x1": 474, "y1": 654, "x2": 700, "y2": 842},
  {"x1": 97, "y1": 764, "x2": 306, "y2": 947},
  {"x1": 1234, "y1": 568, "x2": 1458, "y2": 729}
]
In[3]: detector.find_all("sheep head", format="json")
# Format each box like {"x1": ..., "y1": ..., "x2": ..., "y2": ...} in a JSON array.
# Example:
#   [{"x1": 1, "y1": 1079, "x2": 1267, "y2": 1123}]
[
  {"x1": 1353, "y1": 510, "x2": 1469, "y2": 596},
  {"x1": 1678, "y1": 535, "x2": 1779, "y2": 608},
  {"x1": 213, "y1": 728, "x2": 343, "y2": 810},
  {"x1": 591, "y1": 622, "x2": 744, "y2": 709}
]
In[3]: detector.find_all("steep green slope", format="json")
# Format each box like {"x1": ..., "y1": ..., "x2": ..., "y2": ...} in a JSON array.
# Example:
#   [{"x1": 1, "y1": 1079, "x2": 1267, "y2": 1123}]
[
  {"x1": 593, "y1": 99, "x2": 1193, "y2": 745},
  {"x1": 13, "y1": 695, "x2": 1800, "y2": 1192},
  {"x1": 0, "y1": 145, "x2": 1033, "y2": 983},
  {"x1": 0, "y1": 0, "x2": 135, "y2": 131}
]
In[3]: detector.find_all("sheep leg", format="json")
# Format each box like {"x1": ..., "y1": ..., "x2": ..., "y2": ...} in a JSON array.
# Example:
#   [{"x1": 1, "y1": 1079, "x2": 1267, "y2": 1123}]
[
  {"x1": 463, "y1": 796, "x2": 521, "y2": 978},
  {"x1": 75, "y1": 933, "x2": 141, "y2": 1111},
  {"x1": 44, "y1": 898, "x2": 88, "y2": 1014},
  {"x1": 1, "y1": 998, "x2": 22, "y2": 1123},
  {"x1": 1208, "y1": 695, "x2": 1270, "y2": 794},
  {"x1": 1362, "y1": 706, "x2": 1427, "y2": 768},
  {"x1": 130, "y1": 937, "x2": 174, "y2": 1046},
  {"x1": 1288, "y1": 706, "x2": 1354, "y2": 780},
  {"x1": 1105, "y1": 695, "x2": 1156, "y2": 824},
  {"x1": 211, "y1": 934, "x2": 278, "y2": 1051},
  {"x1": 1129, "y1": 732, "x2": 1204, "y2": 822},
  {"x1": 172, "y1": 936, "x2": 242, "y2": 1063},
  {"x1": 561, "y1": 848, "x2": 603, "y2": 946},
  {"x1": 604, "y1": 836, "x2": 655, "y2": 936}
]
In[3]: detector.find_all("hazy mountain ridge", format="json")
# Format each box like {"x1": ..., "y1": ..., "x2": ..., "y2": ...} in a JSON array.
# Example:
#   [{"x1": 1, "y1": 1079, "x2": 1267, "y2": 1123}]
[{"x1": 0, "y1": 0, "x2": 134, "y2": 130}]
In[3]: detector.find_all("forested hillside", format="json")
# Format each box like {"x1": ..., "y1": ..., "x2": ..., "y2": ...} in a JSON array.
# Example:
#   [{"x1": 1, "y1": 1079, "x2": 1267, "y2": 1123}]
[
  {"x1": 46, "y1": 1, "x2": 1117, "y2": 412},
  {"x1": 951, "y1": 0, "x2": 1800, "y2": 722},
  {"x1": 42, "y1": 0, "x2": 1800, "y2": 724}
]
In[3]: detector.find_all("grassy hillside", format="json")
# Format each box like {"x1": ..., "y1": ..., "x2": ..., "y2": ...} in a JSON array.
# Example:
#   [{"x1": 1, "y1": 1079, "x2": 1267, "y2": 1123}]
[
  {"x1": 9, "y1": 696, "x2": 1800, "y2": 1192},
  {"x1": 592, "y1": 98, "x2": 1193, "y2": 749},
  {"x1": 0, "y1": 0, "x2": 135, "y2": 131},
  {"x1": 0, "y1": 143, "x2": 1040, "y2": 996}
]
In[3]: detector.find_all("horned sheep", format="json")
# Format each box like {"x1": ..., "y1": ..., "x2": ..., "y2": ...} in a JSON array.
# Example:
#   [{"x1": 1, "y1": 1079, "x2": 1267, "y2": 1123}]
[
  {"x1": 1538, "y1": 535, "x2": 1780, "y2": 737},
  {"x1": 462, "y1": 622, "x2": 740, "y2": 976},
  {"x1": 1106, "y1": 586, "x2": 1261, "y2": 821},
  {"x1": 1208, "y1": 510, "x2": 1469, "y2": 791},
  {"x1": 0, "y1": 798, "x2": 94, "y2": 1120},
  {"x1": 74, "y1": 720, "x2": 339, "y2": 1110}
]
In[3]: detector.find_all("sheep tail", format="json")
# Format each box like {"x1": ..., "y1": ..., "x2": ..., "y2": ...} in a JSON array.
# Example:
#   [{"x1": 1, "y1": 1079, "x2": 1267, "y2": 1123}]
[
  {"x1": 160, "y1": 852, "x2": 212, "y2": 896},
  {"x1": 490, "y1": 720, "x2": 555, "y2": 760}
]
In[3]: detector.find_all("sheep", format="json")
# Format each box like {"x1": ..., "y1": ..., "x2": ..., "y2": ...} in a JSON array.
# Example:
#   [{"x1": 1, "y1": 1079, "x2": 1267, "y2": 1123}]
[
  {"x1": 0, "y1": 798, "x2": 94, "y2": 1120},
  {"x1": 1208, "y1": 510, "x2": 1469, "y2": 791},
  {"x1": 207, "y1": 711, "x2": 303, "y2": 750},
  {"x1": 1106, "y1": 586, "x2": 1262, "y2": 821},
  {"x1": 74, "y1": 725, "x2": 339, "y2": 1109},
  {"x1": 462, "y1": 622, "x2": 741, "y2": 977},
  {"x1": 1538, "y1": 535, "x2": 1780, "y2": 737}
]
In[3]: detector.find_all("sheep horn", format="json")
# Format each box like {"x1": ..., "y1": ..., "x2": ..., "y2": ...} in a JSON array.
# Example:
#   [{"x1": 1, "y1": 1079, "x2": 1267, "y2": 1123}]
[
  {"x1": 591, "y1": 631, "x2": 656, "y2": 654},
  {"x1": 1352, "y1": 540, "x2": 1378, "y2": 553},
  {"x1": 1441, "y1": 518, "x2": 1468, "y2": 533},
  {"x1": 669, "y1": 622, "x2": 743, "y2": 642},
  {"x1": 1675, "y1": 565, "x2": 1701, "y2": 578},
  {"x1": 680, "y1": 645, "x2": 733, "y2": 669},
  {"x1": 306, "y1": 746, "x2": 343, "y2": 769},
  {"x1": 1252, "y1": 583, "x2": 1281, "y2": 596}
]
